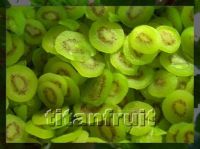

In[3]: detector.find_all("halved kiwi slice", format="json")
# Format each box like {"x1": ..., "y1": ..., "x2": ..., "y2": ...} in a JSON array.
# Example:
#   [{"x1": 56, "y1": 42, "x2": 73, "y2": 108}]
[
  {"x1": 6, "y1": 114, "x2": 28, "y2": 143},
  {"x1": 110, "y1": 50, "x2": 139, "y2": 76},
  {"x1": 123, "y1": 37, "x2": 158, "y2": 65},
  {"x1": 24, "y1": 19, "x2": 46, "y2": 45},
  {"x1": 157, "y1": 26, "x2": 181, "y2": 53},
  {"x1": 160, "y1": 52, "x2": 194, "y2": 76},
  {"x1": 117, "y1": 6, "x2": 154, "y2": 28},
  {"x1": 105, "y1": 73, "x2": 128, "y2": 105},
  {"x1": 36, "y1": 6, "x2": 66, "y2": 28},
  {"x1": 6, "y1": 32, "x2": 24, "y2": 66},
  {"x1": 148, "y1": 69, "x2": 178, "y2": 98},
  {"x1": 176, "y1": 123, "x2": 194, "y2": 143},
  {"x1": 6, "y1": 65, "x2": 38, "y2": 102},
  {"x1": 81, "y1": 69, "x2": 113, "y2": 107},
  {"x1": 181, "y1": 6, "x2": 194, "y2": 28},
  {"x1": 162, "y1": 90, "x2": 193, "y2": 124},
  {"x1": 129, "y1": 25, "x2": 161, "y2": 54},
  {"x1": 85, "y1": 6, "x2": 115, "y2": 21},
  {"x1": 64, "y1": 6, "x2": 85, "y2": 20},
  {"x1": 126, "y1": 66, "x2": 154, "y2": 90},
  {"x1": 89, "y1": 20, "x2": 125, "y2": 53},
  {"x1": 55, "y1": 31, "x2": 96, "y2": 62},
  {"x1": 71, "y1": 53, "x2": 105, "y2": 78},
  {"x1": 42, "y1": 25, "x2": 68, "y2": 54}
]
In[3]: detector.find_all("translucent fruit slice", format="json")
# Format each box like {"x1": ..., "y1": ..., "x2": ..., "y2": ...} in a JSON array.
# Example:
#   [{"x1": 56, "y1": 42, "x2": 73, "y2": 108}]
[
  {"x1": 157, "y1": 26, "x2": 181, "y2": 53},
  {"x1": 6, "y1": 65, "x2": 38, "y2": 102},
  {"x1": 89, "y1": 20, "x2": 125, "y2": 53},
  {"x1": 129, "y1": 25, "x2": 161, "y2": 54},
  {"x1": 176, "y1": 123, "x2": 194, "y2": 143}
]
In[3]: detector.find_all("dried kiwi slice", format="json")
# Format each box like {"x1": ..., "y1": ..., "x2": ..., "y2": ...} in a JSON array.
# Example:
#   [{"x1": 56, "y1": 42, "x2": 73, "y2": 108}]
[
  {"x1": 71, "y1": 54, "x2": 105, "y2": 78},
  {"x1": 129, "y1": 25, "x2": 161, "y2": 54},
  {"x1": 181, "y1": 6, "x2": 194, "y2": 28},
  {"x1": 160, "y1": 52, "x2": 193, "y2": 76},
  {"x1": 105, "y1": 73, "x2": 128, "y2": 105},
  {"x1": 81, "y1": 69, "x2": 113, "y2": 106},
  {"x1": 37, "y1": 81, "x2": 64, "y2": 109},
  {"x1": 157, "y1": 26, "x2": 181, "y2": 53},
  {"x1": 162, "y1": 90, "x2": 193, "y2": 124},
  {"x1": 148, "y1": 69, "x2": 178, "y2": 98},
  {"x1": 6, "y1": 114, "x2": 27, "y2": 143},
  {"x1": 6, "y1": 65, "x2": 38, "y2": 102},
  {"x1": 25, "y1": 121, "x2": 55, "y2": 139},
  {"x1": 123, "y1": 37, "x2": 158, "y2": 65},
  {"x1": 110, "y1": 50, "x2": 139, "y2": 76},
  {"x1": 64, "y1": 6, "x2": 85, "y2": 20},
  {"x1": 85, "y1": 6, "x2": 115, "y2": 21},
  {"x1": 117, "y1": 6, "x2": 154, "y2": 28},
  {"x1": 176, "y1": 123, "x2": 194, "y2": 143},
  {"x1": 89, "y1": 20, "x2": 125, "y2": 53},
  {"x1": 6, "y1": 32, "x2": 24, "y2": 66},
  {"x1": 55, "y1": 31, "x2": 95, "y2": 62},
  {"x1": 36, "y1": 6, "x2": 66, "y2": 28},
  {"x1": 42, "y1": 25, "x2": 68, "y2": 54},
  {"x1": 127, "y1": 66, "x2": 154, "y2": 90},
  {"x1": 24, "y1": 19, "x2": 46, "y2": 45}
]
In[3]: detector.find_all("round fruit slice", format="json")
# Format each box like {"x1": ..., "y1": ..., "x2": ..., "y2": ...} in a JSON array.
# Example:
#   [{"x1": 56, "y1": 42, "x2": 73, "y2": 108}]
[
  {"x1": 181, "y1": 6, "x2": 194, "y2": 28},
  {"x1": 129, "y1": 25, "x2": 161, "y2": 54},
  {"x1": 160, "y1": 52, "x2": 194, "y2": 76},
  {"x1": 176, "y1": 123, "x2": 194, "y2": 143},
  {"x1": 162, "y1": 90, "x2": 193, "y2": 124},
  {"x1": 89, "y1": 20, "x2": 125, "y2": 53},
  {"x1": 148, "y1": 69, "x2": 178, "y2": 98},
  {"x1": 157, "y1": 26, "x2": 181, "y2": 53},
  {"x1": 64, "y1": 6, "x2": 85, "y2": 20},
  {"x1": 6, "y1": 65, "x2": 38, "y2": 102},
  {"x1": 81, "y1": 69, "x2": 113, "y2": 106},
  {"x1": 117, "y1": 6, "x2": 154, "y2": 28},
  {"x1": 123, "y1": 37, "x2": 158, "y2": 65},
  {"x1": 110, "y1": 50, "x2": 139, "y2": 76},
  {"x1": 126, "y1": 66, "x2": 154, "y2": 90},
  {"x1": 6, "y1": 32, "x2": 24, "y2": 66},
  {"x1": 6, "y1": 114, "x2": 27, "y2": 143},
  {"x1": 105, "y1": 73, "x2": 128, "y2": 105},
  {"x1": 37, "y1": 81, "x2": 64, "y2": 109},
  {"x1": 55, "y1": 31, "x2": 95, "y2": 62},
  {"x1": 71, "y1": 54, "x2": 105, "y2": 78},
  {"x1": 42, "y1": 25, "x2": 68, "y2": 54}
]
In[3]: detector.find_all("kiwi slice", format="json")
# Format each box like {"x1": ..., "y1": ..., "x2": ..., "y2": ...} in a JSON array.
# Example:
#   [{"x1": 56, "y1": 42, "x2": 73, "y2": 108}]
[
  {"x1": 42, "y1": 25, "x2": 68, "y2": 54},
  {"x1": 71, "y1": 54, "x2": 105, "y2": 78},
  {"x1": 24, "y1": 19, "x2": 46, "y2": 45},
  {"x1": 148, "y1": 17, "x2": 173, "y2": 28},
  {"x1": 123, "y1": 37, "x2": 158, "y2": 65},
  {"x1": 39, "y1": 73, "x2": 68, "y2": 95},
  {"x1": 64, "y1": 6, "x2": 85, "y2": 20},
  {"x1": 6, "y1": 65, "x2": 38, "y2": 102},
  {"x1": 127, "y1": 66, "x2": 154, "y2": 90},
  {"x1": 148, "y1": 69, "x2": 178, "y2": 98},
  {"x1": 89, "y1": 20, "x2": 125, "y2": 53},
  {"x1": 176, "y1": 123, "x2": 194, "y2": 143},
  {"x1": 25, "y1": 121, "x2": 55, "y2": 139},
  {"x1": 160, "y1": 52, "x2": 194, "y2": 76},
  {"x1": 181, "y1": 27, "x2": 194, "y2": 62},
  {"x1": 37, "y1": 81, "x2": 64, "y2": 109},
  {"x1": 44, "y1": 57, "x2": 85, "y2": 85},
  {"x1": 110, "y1": 50, "x2": 139, "y2": 76},
  {"x1": 181, "y1": 6, "x2": 194, "y2": 28},
  {"x1": 55, "y1": 31, "x2": 95, "y2": 62},
  {"x1": 162, "y1": 90, "x2": 193, "y2": 124},
  {"x1": 105, "y1": 73, "x2": 128, "y2": 105},
  {"x1": 6, "y1": 32, "x2": 24, "y2": 66},
  {"x1": 85, "y1": 6, "x2": 115, "y2": 21},
  {"x1": 36, "y1": 6, "x2": 66, "y2": 28},
  {"x1": 157, "y1": 26, "x2": 181, "y2": 53},
  {"x1": 129, "y1": 25, "x2": 161, "y2": 54},
  {"x1": 81, "y1": 69, "x2": 113, "y2": 106},
  {"x1": 6, "y1": 114, "x2": 28, "y2": 143},
  {"x1": 117, "y1": 6, "x2": 154, "y2": 28}
]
